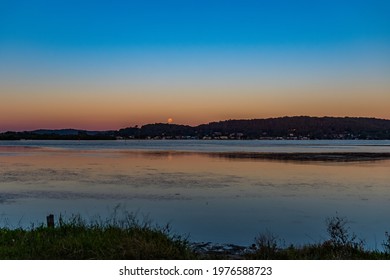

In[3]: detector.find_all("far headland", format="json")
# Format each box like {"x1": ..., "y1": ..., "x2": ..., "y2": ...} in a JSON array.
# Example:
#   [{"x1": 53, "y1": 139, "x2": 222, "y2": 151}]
[{"x1": 1, "y1": 116, "x2": 390, "y2": 140}]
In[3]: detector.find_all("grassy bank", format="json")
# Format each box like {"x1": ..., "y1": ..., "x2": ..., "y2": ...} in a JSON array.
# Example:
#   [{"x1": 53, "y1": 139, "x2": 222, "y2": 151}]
[
  {"x1": 0, "y1": 214, "x2": 194, "y2": 260},
  {"x1": 0, "y1": 214, "x2": 389, "y2": 260}
]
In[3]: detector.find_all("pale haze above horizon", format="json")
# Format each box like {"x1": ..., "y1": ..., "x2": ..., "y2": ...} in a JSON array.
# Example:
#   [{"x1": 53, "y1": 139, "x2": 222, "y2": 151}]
[{"x1": 1, "y1": 0, "x2": 389, "y2": 131}]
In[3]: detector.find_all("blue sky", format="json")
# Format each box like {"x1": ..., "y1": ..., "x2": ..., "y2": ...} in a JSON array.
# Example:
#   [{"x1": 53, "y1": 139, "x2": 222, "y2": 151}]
[
  {"x1": 1, "y1": 0, "x2": 389, "y2": 48},
  {"x1": 1, "y1": 0, "x2": 390, "y2": 130}
]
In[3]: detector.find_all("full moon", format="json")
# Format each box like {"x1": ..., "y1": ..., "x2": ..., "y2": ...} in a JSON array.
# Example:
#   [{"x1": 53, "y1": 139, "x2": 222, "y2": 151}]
[{"x1": 167, "y1": 118, "x2": 173, "y2": 124}]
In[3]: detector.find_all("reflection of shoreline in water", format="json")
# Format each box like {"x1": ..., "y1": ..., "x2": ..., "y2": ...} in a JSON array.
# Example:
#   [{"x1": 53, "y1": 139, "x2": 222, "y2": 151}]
[
  {"x1": 116, "y1": 150, "x2": 390, "y2": 162},
  {"x1": 3, "y1": 144, "x2": 390, "y2": 162},
  {"x1": 206, "y1": 152, "x2": 390, "y2": 162}
]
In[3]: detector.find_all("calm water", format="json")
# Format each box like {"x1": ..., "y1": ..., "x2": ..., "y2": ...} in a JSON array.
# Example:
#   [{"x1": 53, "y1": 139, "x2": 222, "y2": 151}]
[{"x1": 1, "y1": 140, "x2": 389, "y2": 249}]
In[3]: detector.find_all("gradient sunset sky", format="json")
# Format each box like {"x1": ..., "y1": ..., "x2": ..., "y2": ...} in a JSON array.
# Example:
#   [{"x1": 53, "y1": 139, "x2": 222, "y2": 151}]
[{"x1": 1, "y1": 0, "x2": 389, "y2": 131}]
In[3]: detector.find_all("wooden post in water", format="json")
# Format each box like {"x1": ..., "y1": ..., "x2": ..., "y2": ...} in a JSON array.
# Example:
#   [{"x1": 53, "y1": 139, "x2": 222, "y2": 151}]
[{"x1": 46, "y1": 214, "x2": 54, "y2": 228}]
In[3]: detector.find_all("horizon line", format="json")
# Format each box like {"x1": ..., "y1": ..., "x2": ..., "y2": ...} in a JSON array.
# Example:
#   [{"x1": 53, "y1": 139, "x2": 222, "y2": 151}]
[{"x1": 2, "y1": 115, "x2": 390, "y2": 133}]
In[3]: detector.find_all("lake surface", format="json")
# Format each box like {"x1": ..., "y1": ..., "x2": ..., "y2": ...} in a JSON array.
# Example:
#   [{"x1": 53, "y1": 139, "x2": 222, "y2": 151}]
[{"x1": 1, "y1": 140, "x2": 389, "y2": 249}]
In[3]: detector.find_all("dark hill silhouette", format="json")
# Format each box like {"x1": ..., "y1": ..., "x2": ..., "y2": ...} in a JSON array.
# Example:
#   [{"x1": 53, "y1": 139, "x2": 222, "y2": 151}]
[
  {"x1": 1, "y1": 116, "x2": 390, "y2": 140},
  {"x1": 195, "y1": 116, "x2": 390, "y2": 139}
]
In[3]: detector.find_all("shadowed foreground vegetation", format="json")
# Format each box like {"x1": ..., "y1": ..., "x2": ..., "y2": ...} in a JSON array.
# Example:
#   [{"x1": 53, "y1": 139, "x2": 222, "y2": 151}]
[
  {"x1": 0, "y1": 214, "x2": 195, "y2": 260},
  {"x1": 243, "y1": 217, "x2": 390, "y2": 260},
  {"x1": 0, "y1": 214, "x2": 389, "y2": 260}
]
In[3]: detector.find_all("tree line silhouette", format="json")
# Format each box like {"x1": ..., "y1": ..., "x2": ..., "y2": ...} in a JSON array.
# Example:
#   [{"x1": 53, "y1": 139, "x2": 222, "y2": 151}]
[{"x1": 1, "y1": 116, "x2": 390, "y2": 140}]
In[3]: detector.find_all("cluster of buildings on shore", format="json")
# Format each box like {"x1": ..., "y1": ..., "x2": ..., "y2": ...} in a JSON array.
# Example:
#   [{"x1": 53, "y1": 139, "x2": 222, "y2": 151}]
[{"x1": 116, "y1": 132, "x2": 361, "y2": 140}]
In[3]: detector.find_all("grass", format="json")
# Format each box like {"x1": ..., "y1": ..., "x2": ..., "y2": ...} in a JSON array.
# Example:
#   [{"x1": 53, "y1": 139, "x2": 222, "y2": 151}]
[
  {"x1": 244, "y1": 216, "x2": 390, "y2": 260},
  {"x1": 0, "y1": 213, "x2": 194, "y2": 260},
  {"x1": 0, "y1": 214, "x2": 389, "y2": 260}
]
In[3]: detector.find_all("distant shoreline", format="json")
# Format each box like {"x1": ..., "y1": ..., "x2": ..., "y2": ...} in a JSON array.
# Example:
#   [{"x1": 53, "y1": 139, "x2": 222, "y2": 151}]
[{"x1": 2, "y1": 116, "x2": 390, "y2": 140}]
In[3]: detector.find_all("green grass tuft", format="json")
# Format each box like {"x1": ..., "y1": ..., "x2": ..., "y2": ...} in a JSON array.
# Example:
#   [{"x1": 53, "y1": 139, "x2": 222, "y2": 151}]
[{"x1": 0, "y1": 213, "x2": 195, "y2": 260}]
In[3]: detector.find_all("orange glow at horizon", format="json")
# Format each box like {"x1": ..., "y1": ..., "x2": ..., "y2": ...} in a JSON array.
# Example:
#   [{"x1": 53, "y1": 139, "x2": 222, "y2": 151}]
[{"x1": 1, "y1": 82, "x2": 390, "y2": 131}]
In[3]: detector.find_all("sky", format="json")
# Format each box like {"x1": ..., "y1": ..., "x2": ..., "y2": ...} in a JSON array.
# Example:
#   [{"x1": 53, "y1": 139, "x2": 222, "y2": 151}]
[{"x1": 1, "y1": 0, "x2": 389, "y2": 131}]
